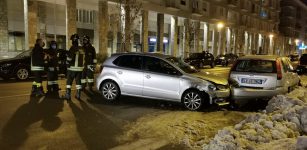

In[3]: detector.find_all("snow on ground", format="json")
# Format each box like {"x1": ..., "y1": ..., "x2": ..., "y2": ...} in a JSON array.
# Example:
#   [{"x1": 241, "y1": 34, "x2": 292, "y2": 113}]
[
  {"x1": 204, "y1": 76, "x2": 307, "y2": 150},
  {"x1": 116, "y1": 76, "x2": 307, "y2": 150},
  {"x1": 117, "y1": 111, "x2": 251, "y2": 149}
]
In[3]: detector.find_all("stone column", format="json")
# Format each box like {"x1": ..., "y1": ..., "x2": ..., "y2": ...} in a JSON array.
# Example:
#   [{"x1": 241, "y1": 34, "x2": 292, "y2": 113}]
[
  {"x1": 213, "y1": 29, "x2": 219, "y2": 56},
  {"x1": 170, "y1": 16, "x2": 178, "y2": 56},
  {"x1": 0, "y1": 0, "x2": 8, "y2": 53},
  {"x1": 24, "y1": 0, "x2": 38, "y2": 50},
  {"x1": 98, "y1": 0, "x2": 109, "y2": 58},
  {"x1": 203, "y1": 23, "x2": 209, "y2": 52},
  {"x1": 66, "y1": 0, "x2": 77, "y2": 49},
  {"x1": 194, "y1": 21, "x2": 201, "y2": 53},
  {"x1": 38, "y1": 2, "x2": 47, "y2": 41},
  {"x1": 157, "y1": 13, "x2": 164, "y2": 53},
  {"x1": 141, "y1": 10, "x2": 148, "y2": 52},
  {"x1": 184, "y1": 19, "x2": 190, "y2": 57}
]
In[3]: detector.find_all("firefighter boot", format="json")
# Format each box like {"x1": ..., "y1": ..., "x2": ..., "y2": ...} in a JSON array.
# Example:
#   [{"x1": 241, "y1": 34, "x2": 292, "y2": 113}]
[
  {"x1": 75, "y1": 89, "x2": 81, "y2": 100},
  {"x1": 64, "y1": 88, "x2": 71, "y2": 100},
  {"x1": 47, "y1": 85, "x2": 53, "y2": 94},
  {"x1": 53, "y1": 84, "x2": 60, "y2": 91},
  {"x1": 36, "y1": 86, "x2": 45, "y2": 97},
  {"x1": 30, "y1": 85, "x2": 37, "y2": 97}
]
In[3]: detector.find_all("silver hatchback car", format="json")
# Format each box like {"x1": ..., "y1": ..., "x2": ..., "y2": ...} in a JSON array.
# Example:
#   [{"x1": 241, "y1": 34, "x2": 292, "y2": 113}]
[
  {"x1": 96, "y1": 53, "x2": 230, "y2": 111},
  {"x1": 230, "y1": 55, "x2": 300, "y2": 101}
]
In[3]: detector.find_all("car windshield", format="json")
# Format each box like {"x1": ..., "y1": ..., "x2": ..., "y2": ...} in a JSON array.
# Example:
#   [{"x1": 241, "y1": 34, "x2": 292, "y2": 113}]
[
  {"x1": 233, "y1": 59, "x2": 276, "y2": 73},
  {"x1": 189, "y1": 53, "x2": 202, "y2": 59},
  {"x1": 166, "y1": 57, "x2": 198, "y2": 73},
  {"x1": 15, "y1": 51, "x2": 31, "y2": 58}
]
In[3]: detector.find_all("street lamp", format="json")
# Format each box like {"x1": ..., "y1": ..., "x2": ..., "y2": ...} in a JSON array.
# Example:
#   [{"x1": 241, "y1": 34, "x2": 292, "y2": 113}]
[
  {"x1": 216, "y1": 22, "x2": 224, "y2": 56},
  {"x1": 269, "y1": 34, "x2": 274, "y2": 38},
  {"x1": 217, "y1": 22, "x2": 224, "y2": 29},
  {"x1": 295, "y1": 39, "x2": 300, "y2": 45}
]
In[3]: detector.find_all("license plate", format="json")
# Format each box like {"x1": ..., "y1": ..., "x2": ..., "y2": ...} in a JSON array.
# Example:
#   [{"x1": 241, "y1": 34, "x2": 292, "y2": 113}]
[{"x1": 241, "y1": 78, "x2": 262, "y2": 84}]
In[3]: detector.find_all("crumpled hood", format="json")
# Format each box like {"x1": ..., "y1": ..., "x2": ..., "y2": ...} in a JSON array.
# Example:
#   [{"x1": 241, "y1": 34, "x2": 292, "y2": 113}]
[{"x1": 190, "y1": 71, "x2": 228, "y2": 85}]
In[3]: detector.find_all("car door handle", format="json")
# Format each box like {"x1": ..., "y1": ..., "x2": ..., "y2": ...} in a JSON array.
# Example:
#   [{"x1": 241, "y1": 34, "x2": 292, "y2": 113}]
[
  {"x1": 117, "y1": 71, "x2": 123, "y2": 75},
  {"x1": 145, "y1": 75, "x2": 151, "y2": 79}
]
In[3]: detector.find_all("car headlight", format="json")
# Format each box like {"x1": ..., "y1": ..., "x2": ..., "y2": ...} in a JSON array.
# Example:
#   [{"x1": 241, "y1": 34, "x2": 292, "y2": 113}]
[
  {"x1": 208, "y1": 84, "x2": 217, "y2": 91},
  {"x1": 216, "y1": 84, "x2": 228, "y2": 90}
]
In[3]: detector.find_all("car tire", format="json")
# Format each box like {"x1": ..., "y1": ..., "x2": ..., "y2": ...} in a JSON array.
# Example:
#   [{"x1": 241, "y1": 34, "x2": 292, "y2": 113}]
[
  {"x1": 199, "y1": 62, "x2": 204, "y2": 69},
  {"x1": 182, "y1": 90, "x2": 204, "y2": 111},
  {"x1": 101, "y1": 81, "x2": 120, "y2": 102},
  {"x1": 16, "y1": 67, "x2": 29, "y2": 80}
]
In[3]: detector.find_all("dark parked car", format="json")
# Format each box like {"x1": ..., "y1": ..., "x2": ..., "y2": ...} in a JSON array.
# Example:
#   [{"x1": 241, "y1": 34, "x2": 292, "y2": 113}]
[
  {"x1": 0, "y1": 49, "x2": 67, "y2": 80},
  {"x1": 185, "y1": 52, "x2": 215, "y2": 68},
  {"x1": 215, "y1": 53, "x2": 238, "y2": 66},
  {"x1": 296, "y1": 54, "x2": 307, "y2": 75},
  {"x1": 288, "y1": 54, "x2": 299, "y2": 62}
]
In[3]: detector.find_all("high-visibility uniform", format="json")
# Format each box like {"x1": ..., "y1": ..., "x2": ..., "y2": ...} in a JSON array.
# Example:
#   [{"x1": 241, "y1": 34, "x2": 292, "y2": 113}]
[
  {"x1": 81, "y1": 44, "x2": 97, "y2": 90},
  {"x1": 31, "y1": 44, "x2": 45, "y2": 96}
]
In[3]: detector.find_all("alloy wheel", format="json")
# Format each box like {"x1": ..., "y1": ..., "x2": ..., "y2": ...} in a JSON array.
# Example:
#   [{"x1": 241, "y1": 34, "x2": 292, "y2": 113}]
[
  {"x1": 17, "y1": 68, "x2": 29, "y2": 80},
  {"x1": 102, "y1": 82, "x2": 118, "y2": 101},
  {"x1": 183, "y1": 91, "x2": 202, "y2": 111}
]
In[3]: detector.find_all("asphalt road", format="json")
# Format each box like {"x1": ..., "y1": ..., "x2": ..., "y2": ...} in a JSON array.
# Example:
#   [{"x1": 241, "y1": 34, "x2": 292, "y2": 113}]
[{"x1": 0, "y1": 66, "x2": 231, "y2": 150}]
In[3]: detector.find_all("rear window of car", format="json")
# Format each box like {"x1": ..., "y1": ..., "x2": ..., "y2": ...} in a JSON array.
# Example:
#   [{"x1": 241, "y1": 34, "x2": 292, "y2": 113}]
[
  {"x1": 300, "y1": 54, "x2": 307, "y2": 65},
  {"x1": 232, "y1": 60, "x2": 276, "y2": 73},
  {"x1": 113, "y1": 55, "x2": 142, "y2": 69}
]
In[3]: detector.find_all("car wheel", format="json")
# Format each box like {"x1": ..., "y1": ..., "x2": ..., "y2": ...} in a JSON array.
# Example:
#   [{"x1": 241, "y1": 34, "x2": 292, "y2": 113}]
[
  {"x1": 199, "y1": 62, "x2": 204, "y2": 69},
  {"x1": 182, "y1": 90, "x2": 203, "y2": 111},
  {"x1": 101, "y1": 81, "x2": 120, "y2": 101},
  {"x1": 16, "y1": 68, "x2": 29, "y2": 80}
]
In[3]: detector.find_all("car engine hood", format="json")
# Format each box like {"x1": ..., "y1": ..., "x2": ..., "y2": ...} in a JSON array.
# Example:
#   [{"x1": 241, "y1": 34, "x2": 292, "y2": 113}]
[{"x1": 189, "y1": 71, "x2": 228, "y2": 85}]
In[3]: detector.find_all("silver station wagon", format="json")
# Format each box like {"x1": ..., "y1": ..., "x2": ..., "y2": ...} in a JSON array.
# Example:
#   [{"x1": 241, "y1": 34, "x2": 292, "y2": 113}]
[
  {"x1": 96, "y1": 53, "x2": 230, "y2": 111},
  {"x1": 230, "y1": 55, "x2": 300, "y2": 102}
]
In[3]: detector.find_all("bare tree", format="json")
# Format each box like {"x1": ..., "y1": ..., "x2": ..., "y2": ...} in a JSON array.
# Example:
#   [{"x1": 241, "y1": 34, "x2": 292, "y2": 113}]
[{"x1": 114, "y1": 0, "x2": 142, "y2": 52}]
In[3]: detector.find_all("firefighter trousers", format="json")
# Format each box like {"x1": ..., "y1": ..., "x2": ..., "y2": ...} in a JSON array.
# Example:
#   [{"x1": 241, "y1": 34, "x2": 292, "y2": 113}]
[
  {"x1": 81, "y1": 68, "x2": 94, "y2": 87},
  {"x1": 47, "y1": 67, "x2": 58, "y2": 86},
  {"x1": 66, "y1": 70, "x2": 82, "y2": 90}
]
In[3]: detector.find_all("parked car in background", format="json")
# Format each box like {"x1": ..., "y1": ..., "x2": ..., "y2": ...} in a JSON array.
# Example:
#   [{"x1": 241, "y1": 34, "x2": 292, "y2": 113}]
[
  {"x1": 288, "y1": 54, "x2": 299, "y2": 62},
  {"x1": 184, "y1": 51, "x2": 215, "y2": 68},
  {"x1": 0, "y1": 49, "x2": 67, "y2": 80},
  {"x1": 296, "y1": 54, "x2": 307, "y2": 75},
  {"x1": 229, "y1": 55, "x2": 300, "y2": 102},
  {"x1": 215, "y1": 53, "x2": 238, "y2": 66},
  {"x1": 96, "y1": 53, "x2": 230, "y2": 111}
]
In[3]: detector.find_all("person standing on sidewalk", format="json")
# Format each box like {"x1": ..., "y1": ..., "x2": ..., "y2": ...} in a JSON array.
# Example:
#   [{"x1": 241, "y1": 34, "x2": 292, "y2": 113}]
[
  {"x1": 30, "y1": 39, "x2": 46, "y2": 97},
  {"x1": 63, "y1": 34, "x2": 85, "y2": 100},
  {"x1": 81, "y1": 35, "x2": 97, "y2": 92},
  {"x1": 45, "y1": 40, "x2": 60, "y2": 95}
]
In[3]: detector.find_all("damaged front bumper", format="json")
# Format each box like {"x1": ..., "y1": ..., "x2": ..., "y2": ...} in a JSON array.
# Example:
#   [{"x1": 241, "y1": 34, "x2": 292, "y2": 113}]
[{"x1": 207, "y1": 88, "x2": 231, "y2": 106}]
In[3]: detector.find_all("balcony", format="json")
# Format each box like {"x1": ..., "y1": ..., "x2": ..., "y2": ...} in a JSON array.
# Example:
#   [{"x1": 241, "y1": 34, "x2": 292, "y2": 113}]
[
  {"x1": 240, "y1": 1, "x2": 250, "y2": 12},
  {"x1": 165, "y1": 0, "x2": 180, "y2": 10},
  {"x1": 192, "y1": 9, "x2": 202, "y2": 16},
  {"x1": 227, "y1": 0, "x2": 238, "y2": 7}
]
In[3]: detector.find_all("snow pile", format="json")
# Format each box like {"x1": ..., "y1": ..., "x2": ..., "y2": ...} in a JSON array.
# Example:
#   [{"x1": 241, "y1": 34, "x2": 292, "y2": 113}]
[
  {"x1": 204, "y1": 89, "x2": 307, "y2": 150},
  {"x1": 117, "y1": 111, "x2": 249, "y2": 149}
]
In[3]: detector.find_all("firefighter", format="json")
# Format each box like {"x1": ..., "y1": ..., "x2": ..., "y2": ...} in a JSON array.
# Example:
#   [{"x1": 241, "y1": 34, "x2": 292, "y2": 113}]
[
  {"x1": 63, "y1": 34, "x2": 85, "y2": 100},
  {"x1": 81, "y1": 35, "x2": 97, "y2": 91},
  {"x1": 31, "y1": 39, "x2": 46, "y2": 97},
  {"x1": 45, "y1": 41, "x2": 60, "y2": 94}
]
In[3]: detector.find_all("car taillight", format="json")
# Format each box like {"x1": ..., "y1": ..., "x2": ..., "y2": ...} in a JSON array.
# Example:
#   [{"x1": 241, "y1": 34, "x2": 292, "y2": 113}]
[{"x1": 276, "y1": 60, "x2": 282, "y2": 80}]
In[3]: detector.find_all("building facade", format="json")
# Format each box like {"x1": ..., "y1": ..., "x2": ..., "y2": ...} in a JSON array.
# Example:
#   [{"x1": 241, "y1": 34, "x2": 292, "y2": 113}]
[
  {"x1": 279, "y1": 0, "x2": 307, "y2": 55},
  {"x1": 0, "y1": 0, "x2": 282, "y2": 59}
]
